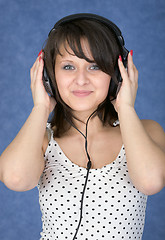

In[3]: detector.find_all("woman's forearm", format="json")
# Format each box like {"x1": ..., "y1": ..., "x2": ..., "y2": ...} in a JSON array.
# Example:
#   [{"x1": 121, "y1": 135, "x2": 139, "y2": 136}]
[
  {"x1": 118, "y1": 105, "x2": 165, "y2": 195},
  {"x1": 0, "y1": 105, "x2": 49, "y2": 191}
]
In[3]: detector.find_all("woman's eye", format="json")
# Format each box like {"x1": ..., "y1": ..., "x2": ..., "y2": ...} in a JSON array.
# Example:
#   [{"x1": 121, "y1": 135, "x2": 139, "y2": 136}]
[
  {"x1": 63, "y1": 65, "x2": 75, "y2": 70},
  {"x1": 90, "y1": 64, "x2": 100, "y2": 70}
]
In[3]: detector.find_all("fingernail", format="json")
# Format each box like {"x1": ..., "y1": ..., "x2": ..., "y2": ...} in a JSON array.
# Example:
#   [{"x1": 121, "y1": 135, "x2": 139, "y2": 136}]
[
  {"x1": 39, "y1": 56, "x2": 41, "y2": 62},
  {"x1": 38, "y1": 50, "x2": 42, "y2": 57},
  {"x1": 130, "y1": 50, "x2": 133, "y2": 56},
  {"x1": 119, "y1": 55, "x2": 122, "y2": 61}
]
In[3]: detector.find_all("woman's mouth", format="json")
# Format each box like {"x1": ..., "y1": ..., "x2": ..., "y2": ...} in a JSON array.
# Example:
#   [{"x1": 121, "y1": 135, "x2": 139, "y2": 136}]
[{"x1": 72, "y1": 90, "x2": 93, "y2": 97}]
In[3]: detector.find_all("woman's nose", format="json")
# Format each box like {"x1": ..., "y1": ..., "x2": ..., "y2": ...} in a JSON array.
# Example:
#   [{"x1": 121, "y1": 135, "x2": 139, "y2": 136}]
[{"x1": 75, "y1": 70, "x2": 90, "y2": 86}]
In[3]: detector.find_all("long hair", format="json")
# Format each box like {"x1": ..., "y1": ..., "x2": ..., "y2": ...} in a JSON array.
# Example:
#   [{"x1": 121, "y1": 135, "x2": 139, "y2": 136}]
[{"x1": 43, "y1": 19, "x2": 122, "y2": 137}]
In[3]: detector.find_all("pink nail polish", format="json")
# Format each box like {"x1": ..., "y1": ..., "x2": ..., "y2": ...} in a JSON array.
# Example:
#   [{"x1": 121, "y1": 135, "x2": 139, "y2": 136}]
[
  {"x1": 130, "y1": 50, "x2": 133, "y2": 56},
  {"x1": 119, "y1": 55, "x2": 122, "y2": 61},
  {"x1": 39, "y1": 56, "x2": 41, "y2": 62}
]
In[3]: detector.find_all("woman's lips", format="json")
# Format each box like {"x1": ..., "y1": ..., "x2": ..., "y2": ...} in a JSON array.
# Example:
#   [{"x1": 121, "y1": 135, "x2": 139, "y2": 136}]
[{"x1": 72, "y1": 90, "x2": 93, "y2": 97}]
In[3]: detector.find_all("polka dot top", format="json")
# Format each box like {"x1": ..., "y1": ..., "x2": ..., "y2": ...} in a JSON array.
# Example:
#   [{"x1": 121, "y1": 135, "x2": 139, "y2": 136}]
[{"x1": 37, "y1": 122, "x2": 148, "y2": 240}]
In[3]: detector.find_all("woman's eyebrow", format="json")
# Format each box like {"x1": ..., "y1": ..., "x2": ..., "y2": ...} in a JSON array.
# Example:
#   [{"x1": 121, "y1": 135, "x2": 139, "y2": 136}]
[{"x1": 59, "y1": 60, "x2": 74, "y2": 63}]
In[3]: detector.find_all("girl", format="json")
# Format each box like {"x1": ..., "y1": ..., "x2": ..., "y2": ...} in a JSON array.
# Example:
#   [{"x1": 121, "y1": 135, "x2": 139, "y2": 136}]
[{"x1": 0, "y1": 13, "x2": 165, "y2": 240}]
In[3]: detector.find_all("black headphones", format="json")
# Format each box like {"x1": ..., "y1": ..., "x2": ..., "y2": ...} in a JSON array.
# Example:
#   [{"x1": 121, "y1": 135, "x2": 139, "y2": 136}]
[{"x1": 42, "y1": 13, "x2": 129, "y2": 100}]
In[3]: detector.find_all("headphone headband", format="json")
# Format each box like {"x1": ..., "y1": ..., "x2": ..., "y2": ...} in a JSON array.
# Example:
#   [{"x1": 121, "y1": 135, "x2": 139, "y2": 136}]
[{"x1": 48, "y1": 13, "x2": 125, "y2": 46}]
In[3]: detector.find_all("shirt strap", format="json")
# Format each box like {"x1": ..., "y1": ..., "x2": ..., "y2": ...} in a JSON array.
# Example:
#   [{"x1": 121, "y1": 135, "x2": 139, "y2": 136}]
[{"x1": 113, "y1": 120, "x2": 120, "y2": 127}]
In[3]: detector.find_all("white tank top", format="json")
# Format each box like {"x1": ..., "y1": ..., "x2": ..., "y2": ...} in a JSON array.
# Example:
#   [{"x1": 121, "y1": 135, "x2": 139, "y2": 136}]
[{"x1": 38, "y1": 123, "x2": 148, "y2": 240}]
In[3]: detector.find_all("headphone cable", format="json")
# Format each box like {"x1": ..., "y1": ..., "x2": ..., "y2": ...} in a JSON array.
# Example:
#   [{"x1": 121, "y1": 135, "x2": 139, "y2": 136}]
[{"x1": 65, "y1": 109, "x2": 97, "y2": 240}]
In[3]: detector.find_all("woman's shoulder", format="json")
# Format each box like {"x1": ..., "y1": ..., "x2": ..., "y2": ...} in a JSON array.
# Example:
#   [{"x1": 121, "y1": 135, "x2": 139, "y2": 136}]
[
  {"x1": 141, "y1": 119, "x2": 164, "y2": 132},
  {"x1": 141, "y1": 119, "x2": 165, "y2": 150}
]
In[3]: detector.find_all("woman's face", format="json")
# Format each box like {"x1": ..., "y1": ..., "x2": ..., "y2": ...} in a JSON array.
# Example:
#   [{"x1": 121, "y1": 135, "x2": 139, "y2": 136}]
[{"x1": 54, "y1": 40, "x2": 111, "y2": 116}]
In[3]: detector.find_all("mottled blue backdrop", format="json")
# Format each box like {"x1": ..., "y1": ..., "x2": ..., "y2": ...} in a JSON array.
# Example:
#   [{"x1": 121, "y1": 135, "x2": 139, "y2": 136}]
[{"x1": 0, "y1": 0, "x2": 165, "y2": 239}]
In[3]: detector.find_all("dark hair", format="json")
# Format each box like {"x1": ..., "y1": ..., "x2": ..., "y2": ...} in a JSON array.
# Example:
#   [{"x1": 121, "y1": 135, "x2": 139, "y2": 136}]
[{"x1": 43, "y1": 19, "x2": 121, "y2": 137}]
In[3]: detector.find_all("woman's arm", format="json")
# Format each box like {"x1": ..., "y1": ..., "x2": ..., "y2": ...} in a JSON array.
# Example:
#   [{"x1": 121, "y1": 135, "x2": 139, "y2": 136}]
[
  {"x1": 115, "y1": 52, "x2": 165, "y2": 195},
  {"x1": 0, "y1": 105, "x2": 49, "y2": 191},
  {"x1": 118, "y1": 106, "x2": 165, "y2": 195},
  {"x1": 0, "y1": 52, "x2": 56, "y2": 192}
]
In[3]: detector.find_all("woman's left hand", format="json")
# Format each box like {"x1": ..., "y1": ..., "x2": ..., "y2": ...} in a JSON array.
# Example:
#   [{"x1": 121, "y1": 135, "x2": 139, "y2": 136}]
[{"x1": 112, "y1": 51, "x2": 138, "y2": 113}]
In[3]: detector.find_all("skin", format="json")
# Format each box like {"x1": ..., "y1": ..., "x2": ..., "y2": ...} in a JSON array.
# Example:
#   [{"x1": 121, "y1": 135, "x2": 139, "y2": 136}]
[{"x1": 0, "y1": 40, "x2": 165, "y2": 196}]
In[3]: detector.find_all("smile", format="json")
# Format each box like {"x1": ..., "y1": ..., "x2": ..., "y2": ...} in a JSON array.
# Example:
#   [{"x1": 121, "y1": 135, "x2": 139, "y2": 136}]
[{"x1": 72, "y1": 90, "x2": 93, "y2": 97}]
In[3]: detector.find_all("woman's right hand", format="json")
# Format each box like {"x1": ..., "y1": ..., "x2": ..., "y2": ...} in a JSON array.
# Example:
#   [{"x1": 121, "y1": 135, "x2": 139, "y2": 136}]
[{"x1": 30, "y1": 51, "x2": 56, "y2": 114}]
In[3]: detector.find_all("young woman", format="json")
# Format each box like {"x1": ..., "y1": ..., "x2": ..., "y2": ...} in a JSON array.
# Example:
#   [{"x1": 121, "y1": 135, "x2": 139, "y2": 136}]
[{"x1": 0, "y1": 13, "x2": 165, "y2": 240}]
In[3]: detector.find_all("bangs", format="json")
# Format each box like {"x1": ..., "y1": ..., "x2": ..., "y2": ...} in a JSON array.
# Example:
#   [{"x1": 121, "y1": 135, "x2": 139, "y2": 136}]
[
  {"x1": 54, "y1": 25, "x2": 95, "y2": 63},
  {"x1": 60, "y1": 38, "x2": 95, "y2": 63}
]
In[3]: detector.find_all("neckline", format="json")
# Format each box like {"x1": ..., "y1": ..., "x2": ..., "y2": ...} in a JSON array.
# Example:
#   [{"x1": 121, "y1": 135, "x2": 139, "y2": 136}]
[{"x1": 51, "y1": 137, "x2": 125, "y2": 172}]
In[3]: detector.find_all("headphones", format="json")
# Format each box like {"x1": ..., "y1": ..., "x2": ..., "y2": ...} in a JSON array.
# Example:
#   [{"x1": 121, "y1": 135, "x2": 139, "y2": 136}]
[{"x1": 42, "y1": 13, "x2": 129, "y2": 100}]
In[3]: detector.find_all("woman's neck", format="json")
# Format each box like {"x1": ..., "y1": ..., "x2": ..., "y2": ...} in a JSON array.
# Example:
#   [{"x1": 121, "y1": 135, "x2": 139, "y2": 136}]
[{"x1": 67, "y1": 113, "x2": 108, "y2": 138}]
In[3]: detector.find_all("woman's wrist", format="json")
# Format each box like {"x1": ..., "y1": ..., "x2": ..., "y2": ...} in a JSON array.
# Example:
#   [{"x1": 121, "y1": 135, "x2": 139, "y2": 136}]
[
  {"x1": 32, "y1": 104, "x2": 50, "y2": 119},
  {"x1": 117, "y1": 104, "x2": 135, "y2": 118}
]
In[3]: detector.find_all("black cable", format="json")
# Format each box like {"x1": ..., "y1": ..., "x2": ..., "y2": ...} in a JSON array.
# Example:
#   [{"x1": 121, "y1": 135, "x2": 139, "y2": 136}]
[
  {"x1": 72, "y1": 165, "x2": 90, "y2": 239},
  {"x1": 66, "y1": 109, "x2": 97, "y2": 240}
]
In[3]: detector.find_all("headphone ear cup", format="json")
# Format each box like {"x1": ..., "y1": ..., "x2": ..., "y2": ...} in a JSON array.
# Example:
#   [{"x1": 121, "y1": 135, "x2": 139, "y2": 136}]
[
  {"x1": 42, "y1": 66, "x2": 56, "y2": 98},
  {"x1": 109, "y1": 48, "x2": 129, "y2": 99},
  {"x1": 109, "y1": 64, "x2": 122, "y2": 99}
]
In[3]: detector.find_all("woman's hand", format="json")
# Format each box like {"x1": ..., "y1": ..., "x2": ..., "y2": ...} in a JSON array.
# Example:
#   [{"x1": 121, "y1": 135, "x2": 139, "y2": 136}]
[
  {"x1": 30, "y1": 51, "x2": 56, "y2": 113},
  {"x1": 112, "y1": 51, "x2": 138, "y2": 113}
]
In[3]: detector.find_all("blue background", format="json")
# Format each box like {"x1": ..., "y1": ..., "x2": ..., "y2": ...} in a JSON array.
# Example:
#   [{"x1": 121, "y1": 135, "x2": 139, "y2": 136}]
[{"x1": 0, "y1": 0, "x2": 165, "y2": 239}]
